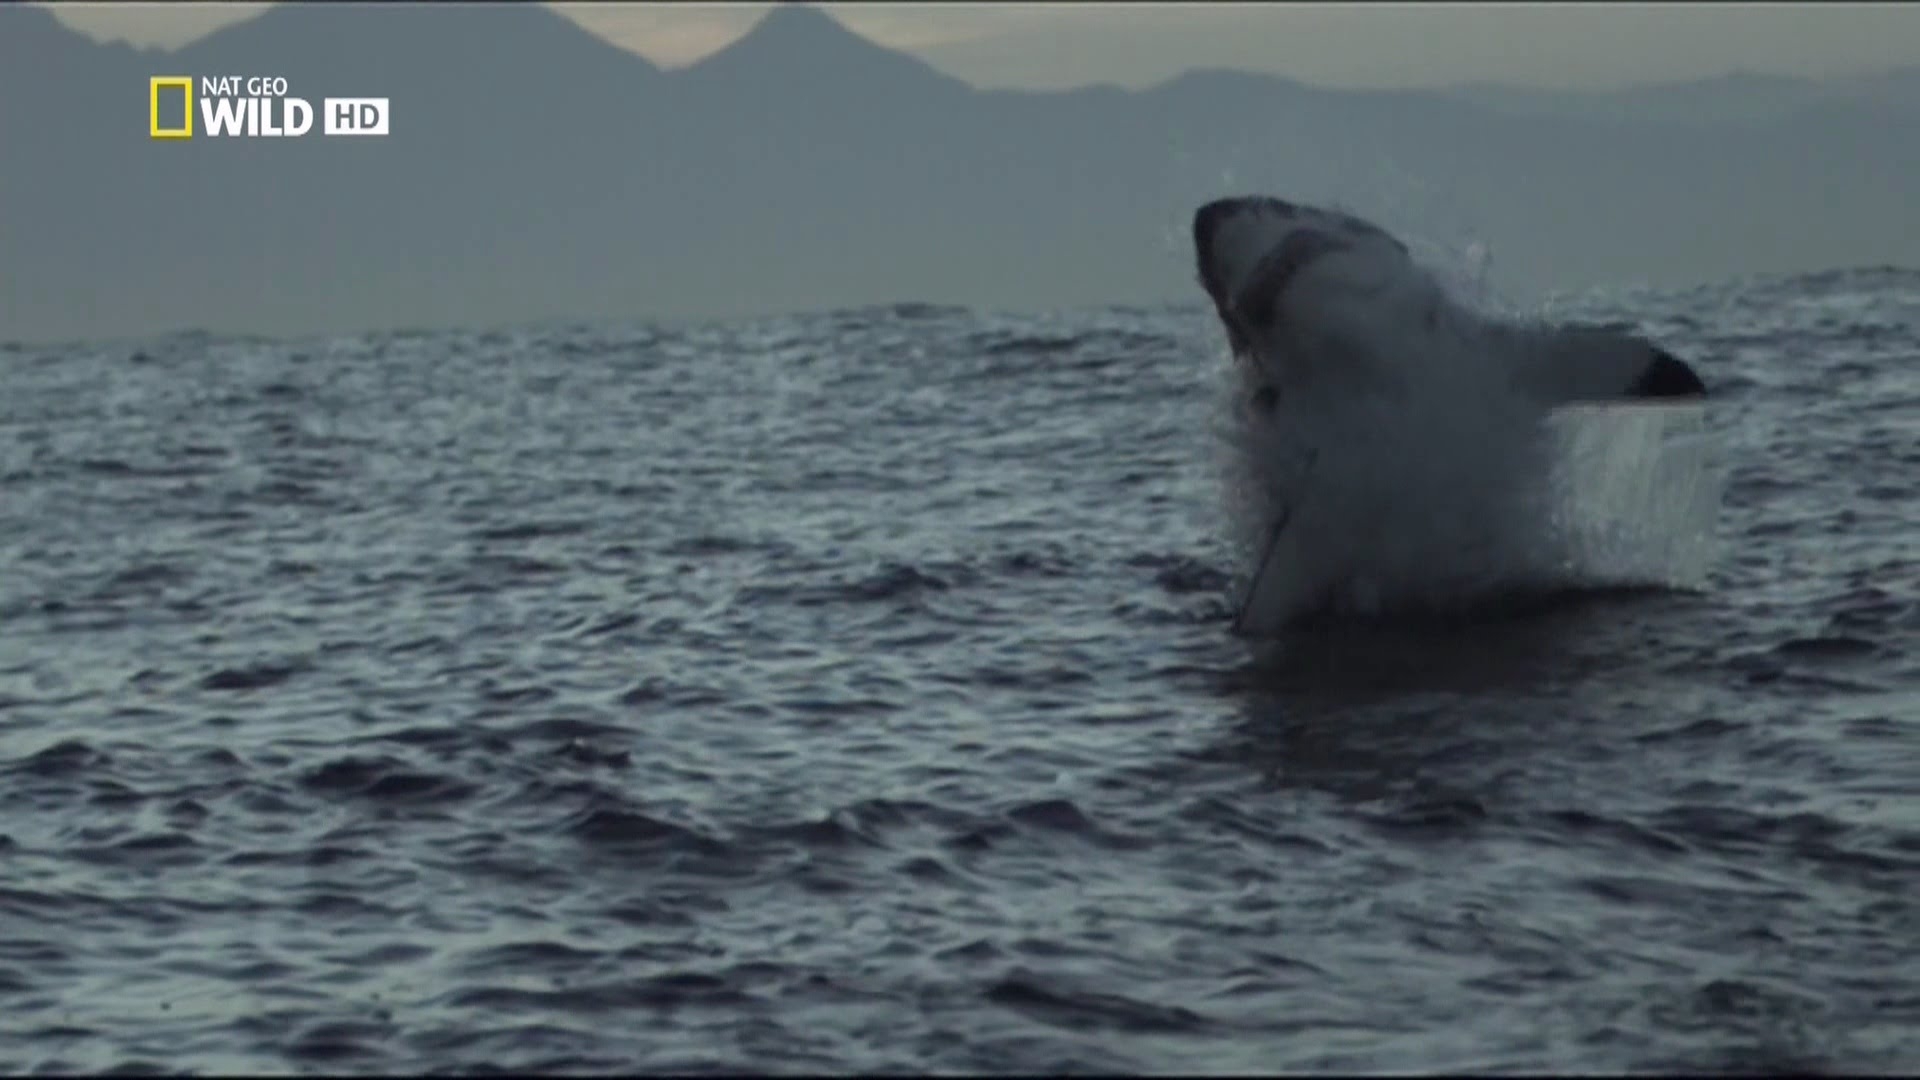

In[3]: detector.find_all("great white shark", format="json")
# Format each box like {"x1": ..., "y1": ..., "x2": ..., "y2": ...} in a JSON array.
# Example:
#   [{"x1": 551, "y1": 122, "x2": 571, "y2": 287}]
[{"x1": 1190, "y1": 195, "x2": 1710, "y2": 635}]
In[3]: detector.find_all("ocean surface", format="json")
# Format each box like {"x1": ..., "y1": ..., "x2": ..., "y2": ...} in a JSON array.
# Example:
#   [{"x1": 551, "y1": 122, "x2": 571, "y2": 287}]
[{"x1": 2, "y1": 268, "x2": 1916, "y2": 1074}]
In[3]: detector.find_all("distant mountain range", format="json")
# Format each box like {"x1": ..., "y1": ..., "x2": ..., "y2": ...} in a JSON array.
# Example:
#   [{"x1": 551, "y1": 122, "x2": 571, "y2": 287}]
[
  {"x1": 1441, "y1": 67, "x2": 1920, "y2": 125},
  {"x1": 3, "y1": 2, "x2": 1916, "y2": 343}
]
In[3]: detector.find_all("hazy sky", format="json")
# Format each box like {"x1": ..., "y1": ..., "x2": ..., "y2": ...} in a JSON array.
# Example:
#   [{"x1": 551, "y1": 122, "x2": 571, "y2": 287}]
[{"x1": 44, "y1": 2, "x2": 1920, "y2": 92}]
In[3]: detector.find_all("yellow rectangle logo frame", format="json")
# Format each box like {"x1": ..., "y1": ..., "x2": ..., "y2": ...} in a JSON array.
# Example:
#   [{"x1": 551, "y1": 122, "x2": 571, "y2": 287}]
[{"x1": 150, "y1": 76, "x2": 193, "y2": 139}]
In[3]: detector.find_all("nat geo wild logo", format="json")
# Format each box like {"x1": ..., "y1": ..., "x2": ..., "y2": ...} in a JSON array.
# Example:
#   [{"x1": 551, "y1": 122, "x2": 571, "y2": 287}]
[{"x1": 149, "y1": 75, "x2": 389, "y2": 139}]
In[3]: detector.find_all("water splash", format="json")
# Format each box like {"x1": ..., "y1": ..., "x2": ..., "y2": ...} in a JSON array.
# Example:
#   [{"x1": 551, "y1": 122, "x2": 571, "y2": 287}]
[{"x1": 1543, "y1": 403, "x2": 1725, "y2": 588}]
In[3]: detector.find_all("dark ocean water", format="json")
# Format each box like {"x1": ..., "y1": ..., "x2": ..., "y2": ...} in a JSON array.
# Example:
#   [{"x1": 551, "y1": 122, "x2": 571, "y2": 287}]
[{"x1": 1, "y1": 269, "x2": 1916, "y2": 1074}]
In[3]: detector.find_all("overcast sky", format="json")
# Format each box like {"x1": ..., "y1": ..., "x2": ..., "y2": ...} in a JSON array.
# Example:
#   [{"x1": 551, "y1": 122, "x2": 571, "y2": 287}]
[{"x1": 43, "y1": 2, "x2": 1920, "y2": 91}]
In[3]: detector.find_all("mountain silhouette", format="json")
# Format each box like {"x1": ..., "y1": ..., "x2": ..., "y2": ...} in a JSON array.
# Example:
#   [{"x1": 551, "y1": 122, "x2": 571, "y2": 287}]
[
  {"x1": 1446, "y1": 67, "x2": 1920, "y2": 124},
  {"x1": 3, "y1": 2, "x2": 1916, "y2": 343},
  {"x1": 684, "y1": 3, "x2": 966, "y2": 96}
]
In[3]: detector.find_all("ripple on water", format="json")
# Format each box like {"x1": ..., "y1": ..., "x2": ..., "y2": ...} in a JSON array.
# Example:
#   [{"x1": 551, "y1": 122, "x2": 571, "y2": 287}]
[{"x1": 0, "y1": 277, "x2": 1916, "y2": 1071}]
